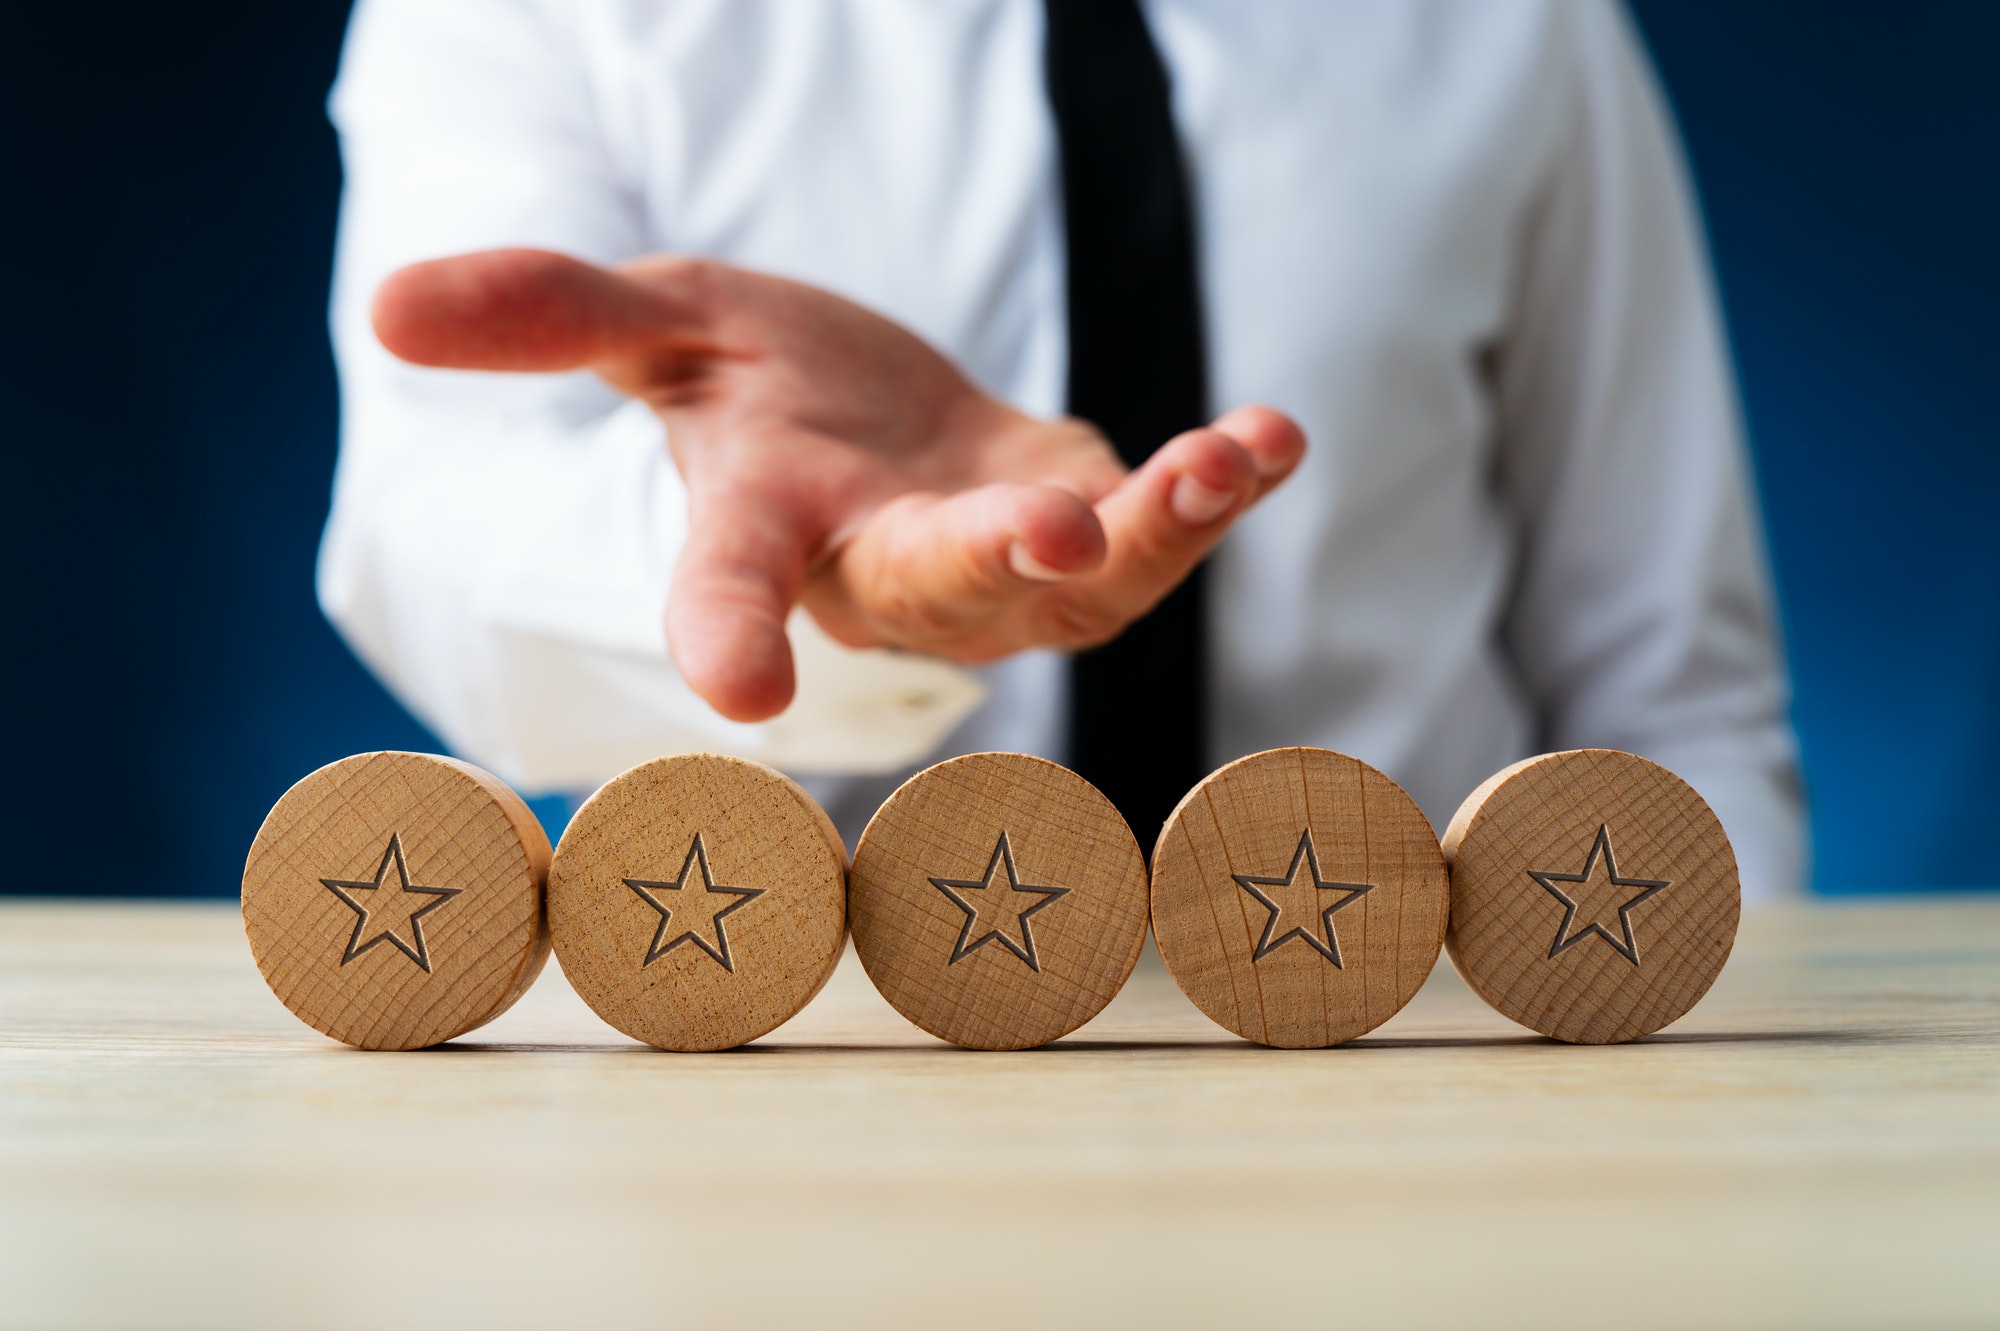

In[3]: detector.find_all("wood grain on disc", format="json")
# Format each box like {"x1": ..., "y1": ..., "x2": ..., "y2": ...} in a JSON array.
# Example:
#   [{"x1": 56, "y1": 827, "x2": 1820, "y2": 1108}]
[
  {"x1": 548, "y1": 754, "x2": 847, "y2": 1052},
  {"x1": 1443, "y1": 749, "x2": 1740, "y2": 1044},
  {"x1": 849, "y1": 753, "x2": 1149, "y2": 1051},
  {"x1": 1151, "y1": 748, "x2": 1448, "y2": 1048},
  {"x1": 242, "y1": 751, "x2": 553, "y2": 1050}
]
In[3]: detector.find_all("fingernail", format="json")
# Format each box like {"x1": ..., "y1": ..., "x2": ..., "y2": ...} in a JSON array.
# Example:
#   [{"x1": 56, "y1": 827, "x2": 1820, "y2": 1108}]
[
  {"x1": 1171, "y1": 474, "x2": 1237, "y2": 525},
  {"x1": 1009, "y1": 541, "x2": 1073, "y2": 583}
]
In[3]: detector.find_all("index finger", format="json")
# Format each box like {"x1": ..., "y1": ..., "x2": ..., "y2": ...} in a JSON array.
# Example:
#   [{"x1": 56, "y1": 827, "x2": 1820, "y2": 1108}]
[{"x1": 666, "y1": 476, "x2": 820, "y2": 722}]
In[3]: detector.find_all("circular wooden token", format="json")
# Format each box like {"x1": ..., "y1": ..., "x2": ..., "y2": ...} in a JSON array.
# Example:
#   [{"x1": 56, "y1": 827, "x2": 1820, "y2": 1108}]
[
  {"x1": 1151, "y1": 747, "x2": 1449, "y2": 1048},
  {"x1": 1443, "y1": 749, "x2": 1740, "y2": 1044},
  {"x1": 242, "y1": 751, "x2": 553, "y2": 1050},
  {"x1": 548, "y1": 754, "x2": 847, "y2": 1052},
  {"x1": 849, "y1": 752, "x2": 1149, "y2": 1051}
]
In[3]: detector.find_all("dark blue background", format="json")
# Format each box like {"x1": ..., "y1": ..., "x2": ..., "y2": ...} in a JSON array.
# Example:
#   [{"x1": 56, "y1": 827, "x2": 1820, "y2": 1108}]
[{"x1": 2, "y1": 2, "x2": 1993, "y2": 896}]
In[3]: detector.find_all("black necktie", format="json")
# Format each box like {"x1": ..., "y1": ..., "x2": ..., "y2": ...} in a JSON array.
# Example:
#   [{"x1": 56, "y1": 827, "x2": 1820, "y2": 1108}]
[{"x1": 1045, "y1": 0, "x2": 1210, "y2": 850}]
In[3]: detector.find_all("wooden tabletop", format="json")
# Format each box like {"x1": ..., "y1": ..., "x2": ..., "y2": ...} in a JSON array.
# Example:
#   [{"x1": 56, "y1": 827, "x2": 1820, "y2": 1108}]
[{"x1": 2, "y1": 897, "x2": 1996, "y2": 1330}]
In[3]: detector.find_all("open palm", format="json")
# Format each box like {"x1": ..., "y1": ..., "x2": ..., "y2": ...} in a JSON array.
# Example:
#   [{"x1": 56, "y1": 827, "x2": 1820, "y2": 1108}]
[{"x1": 373, "y1": 249, "x2": 1304, "y2": 721}]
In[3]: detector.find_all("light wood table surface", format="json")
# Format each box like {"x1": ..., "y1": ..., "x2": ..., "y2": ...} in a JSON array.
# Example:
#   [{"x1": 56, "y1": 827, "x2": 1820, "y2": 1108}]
[{"x1": 3, "y1": 897, "x2": 1996, "y2": 1330}]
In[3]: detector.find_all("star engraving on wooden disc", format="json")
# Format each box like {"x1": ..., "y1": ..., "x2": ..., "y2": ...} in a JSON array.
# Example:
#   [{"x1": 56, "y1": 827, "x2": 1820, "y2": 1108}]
[
  {"x1": 929, "y1": 832, "x2": 1071, "y2": 972},
  {"x1": 1233, "y1": 830, "x2": 1374, "y2": 966},
  {"x1": 624, "y1": 834, "x2": 765, "y2": 973},
  {"x1": 1528, "y1": 824, "x2": 1673, "y2": 966},
  {"x1": 320, "y1": 833, "x2": 462, "y2": 973}
]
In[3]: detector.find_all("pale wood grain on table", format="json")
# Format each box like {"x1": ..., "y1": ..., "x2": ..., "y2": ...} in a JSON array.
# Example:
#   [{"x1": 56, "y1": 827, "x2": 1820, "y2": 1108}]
[{"x1": 2, "y1": 897, "x2": 1997, "y2": 1330}]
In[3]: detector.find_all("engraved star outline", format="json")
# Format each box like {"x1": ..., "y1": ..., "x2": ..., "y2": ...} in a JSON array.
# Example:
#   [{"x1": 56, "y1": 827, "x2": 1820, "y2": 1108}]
[
  {"x1": 624, "y1": 834, "x2": 765, "y2": 972},
  {"x1": 1234, "y1": 830, "x2": 1374, "y2": 966},
  {"x1": 1528, "y1": 823, "x2": 1673, "y2": 966},
  {"x1": 930, "y1": 832, "x2": 1070, "y2": 972},
  {"x1": 321, "y1": 832, "x2": 462, "y2": 974}
]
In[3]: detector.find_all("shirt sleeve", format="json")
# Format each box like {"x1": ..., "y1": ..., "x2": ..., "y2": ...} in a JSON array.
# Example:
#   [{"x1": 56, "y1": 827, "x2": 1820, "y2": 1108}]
[
  {"x1": 319, "y1": 0, "x2": 983, "y2": 793},
  {"x1": 1490, "y1": 1, "x2": 1807, "y2": 899}
]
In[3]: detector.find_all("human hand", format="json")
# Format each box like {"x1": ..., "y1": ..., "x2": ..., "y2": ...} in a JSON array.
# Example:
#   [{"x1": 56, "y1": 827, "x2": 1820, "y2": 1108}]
[{"x1": 372, "y1": 249, "x2": 1304, "y2": 721}]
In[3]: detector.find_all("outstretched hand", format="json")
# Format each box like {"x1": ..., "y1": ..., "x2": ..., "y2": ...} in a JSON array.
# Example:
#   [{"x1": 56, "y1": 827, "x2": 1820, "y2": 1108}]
[{"x1": 372, "y1": 249, "x2": 1305, "y2": 722}]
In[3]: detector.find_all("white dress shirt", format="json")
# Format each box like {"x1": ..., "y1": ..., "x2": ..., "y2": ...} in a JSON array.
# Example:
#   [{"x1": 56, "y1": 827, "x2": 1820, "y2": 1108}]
[{"x1": 321, "y1": 0, "x2": 1805, "y2": 898}]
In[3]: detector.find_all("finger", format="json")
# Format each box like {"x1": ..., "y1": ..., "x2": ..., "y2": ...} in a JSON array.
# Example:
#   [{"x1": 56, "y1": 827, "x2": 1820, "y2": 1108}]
[
  {"x1": 827, "y1": 483, "x2": 1107, "y2": 643},
  {"x1": 1036, "y1": 425, "x2": 1261, "y2": 643},
  {"x1": 371, "y1": 248, "x2": 711, "y2": 372},
  {"x1": 1209, "y1": 404, "x2": 1307, "y2": 500},
  {"x1": 666, "y1": 481, "x2": 819, "y2": 722}
]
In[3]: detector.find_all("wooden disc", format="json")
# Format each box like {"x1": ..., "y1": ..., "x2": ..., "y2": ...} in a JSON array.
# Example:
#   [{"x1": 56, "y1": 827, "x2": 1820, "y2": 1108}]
[
  {"x1": 242, "y1": 751, "x2": 553, "y2": 1050},
  {"x1": 849, "y1": 752, "x2": 1149, "y2": 1050},
  {"x1": 1151, "y1": 747, "x2": 1449, "y2": 1048},
  {"x1": 1443, "y1": 749, "x2": 1740, "y2": 1044},
  {"x1": 548, "y1": 754, "x2": 847, "y2": 1052}
]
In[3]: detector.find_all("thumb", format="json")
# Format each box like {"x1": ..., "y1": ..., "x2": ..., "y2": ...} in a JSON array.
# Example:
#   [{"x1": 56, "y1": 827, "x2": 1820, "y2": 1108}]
[{"x1": 371, "y1": 248, "x2": 712, "y2": 372}]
